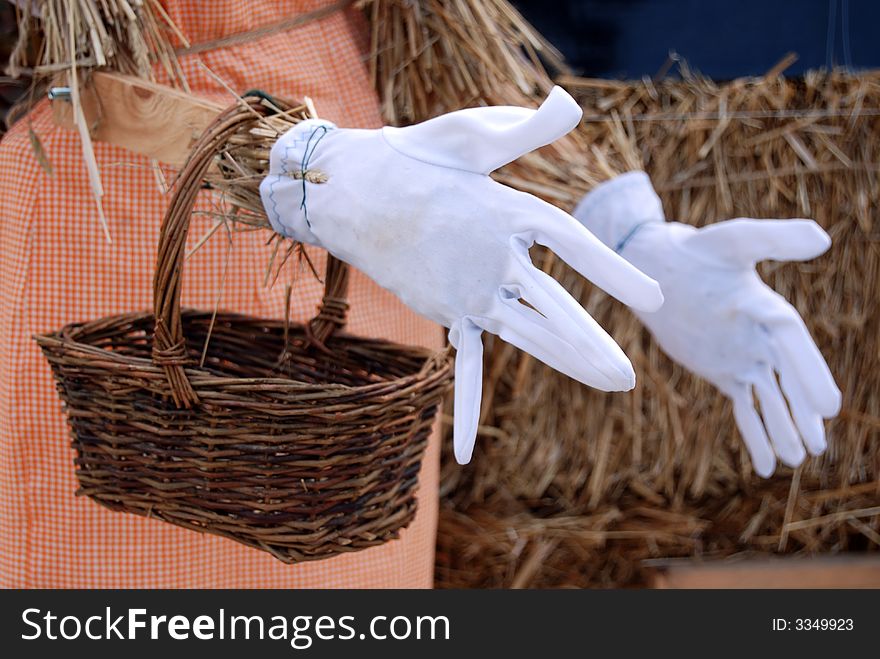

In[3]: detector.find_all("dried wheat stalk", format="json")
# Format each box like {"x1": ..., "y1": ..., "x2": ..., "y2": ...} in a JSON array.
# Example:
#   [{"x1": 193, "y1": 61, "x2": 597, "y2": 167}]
[
  {"x1": 359, "y1": 0, "x2": 567, "y2": 125},
  {"x1": 6, "y1": 0, "x2": 184, "y2": 85}
]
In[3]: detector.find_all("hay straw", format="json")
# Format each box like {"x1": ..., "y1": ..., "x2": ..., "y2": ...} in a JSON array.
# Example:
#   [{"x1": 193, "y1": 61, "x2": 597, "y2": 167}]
[
  {"x1": 359, "y1": 0, "x2": 567, "y2": 125},
  {"x1": 200, "y1": 95, "x2": 313, "y2": 230},
  {"x1": 189, "y1": 92, "x2": 327, "y2": 291},
  {"x1": 6, "y1": 0, "x2": 183, "y2": 84},
  {"x1": 434, "y1": 66, "x2": 880, "y2": 588}
]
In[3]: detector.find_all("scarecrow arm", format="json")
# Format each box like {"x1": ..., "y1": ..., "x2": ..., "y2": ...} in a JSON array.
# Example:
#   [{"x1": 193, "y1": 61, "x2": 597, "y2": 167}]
[
  {"x1": 259, "y1": 88, "x2": 664, "y2": 463},
  {"x1": 573, "y1": 171, "x2": 841, "y2": 478}
]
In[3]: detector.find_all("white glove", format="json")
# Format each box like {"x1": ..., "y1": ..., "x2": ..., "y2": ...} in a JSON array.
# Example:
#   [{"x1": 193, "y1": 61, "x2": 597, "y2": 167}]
[
  {"x1": 573, "y1": 171, "x2": 841, "y2": 477},
  {"x1": 260, "y1": 89, "x2": 663, "y2": 465}
]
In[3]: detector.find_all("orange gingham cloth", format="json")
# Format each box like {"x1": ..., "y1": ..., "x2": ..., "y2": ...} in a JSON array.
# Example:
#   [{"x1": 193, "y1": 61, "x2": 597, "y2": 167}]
[{"x1": 0, "y1": 0, "x2": 445, "y2": 588}]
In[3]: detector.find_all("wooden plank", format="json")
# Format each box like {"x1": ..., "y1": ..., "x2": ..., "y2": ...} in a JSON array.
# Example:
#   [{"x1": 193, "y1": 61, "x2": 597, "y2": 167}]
[
  {"x1": 51, "y1": 72, "x2": 223, "y2": 167},
  {"x1": 647, "y1": 555, "x2": 880, "y2": 589}
]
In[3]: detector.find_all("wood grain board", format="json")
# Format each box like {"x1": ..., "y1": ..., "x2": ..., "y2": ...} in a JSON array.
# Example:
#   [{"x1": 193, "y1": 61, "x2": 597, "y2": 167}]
[
  {"x1": 647, "y1": 556, "x2": 880, "y2": 589},
  {"x1": 51, "y1": 72, "x2": 223, "y2": 167}
]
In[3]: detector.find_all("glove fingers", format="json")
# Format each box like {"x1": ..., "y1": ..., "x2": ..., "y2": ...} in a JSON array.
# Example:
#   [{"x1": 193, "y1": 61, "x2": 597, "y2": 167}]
[
  {"x1": 449, "y1": 319, "x2": 484, "y2": 465},
  {"x1": 776, "y1": 365, "x2": 827, "y2": 457},
  {"x1": 744, "y1": 291, "x2": 841, "y2": 417},
  {"x1": 766, "y1": 313, "x2": 841, "y2": 418},
  {"x1": 506, "y1": 192, "x2": 663, "y2": 313},
  {"x1": 519, "y1": 265, "x2": 636, "y2": 388},
  {"x1": 726, "y1": 381, "x2": 777, "y2": 478},
  {"x1": 685, "y1": 218, "x2": 831, "y2": 266},
  {"x1": 382, "y1": 85, "x2": 582, "y2": 175},
  {"x1": 752, "y1": 366, "x2": 807, "y2": 468},
  {"x1": 479, "y1": 287, "x2": 635, "y2": 392}
]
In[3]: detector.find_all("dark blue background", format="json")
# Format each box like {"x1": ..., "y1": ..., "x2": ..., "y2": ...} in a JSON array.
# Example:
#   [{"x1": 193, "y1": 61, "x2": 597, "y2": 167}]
[{"x1": 513, "y1": 0, "x2": 880, "y2": 79}]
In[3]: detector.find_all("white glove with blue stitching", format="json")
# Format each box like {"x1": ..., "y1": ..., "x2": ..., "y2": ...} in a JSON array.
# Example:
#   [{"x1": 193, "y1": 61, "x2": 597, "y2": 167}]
[
  {"x1": 574, "y1": 171, "x2": 841, "y2": 477},
  {"x1": 260, "y1": 89, "x2": 664, "y2": 465}
]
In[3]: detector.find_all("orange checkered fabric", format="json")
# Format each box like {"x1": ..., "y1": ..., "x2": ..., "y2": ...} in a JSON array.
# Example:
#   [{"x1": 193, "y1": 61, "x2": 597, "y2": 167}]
[{"x1": 0, "y1": 0, "x2": 444, "y2": 587}]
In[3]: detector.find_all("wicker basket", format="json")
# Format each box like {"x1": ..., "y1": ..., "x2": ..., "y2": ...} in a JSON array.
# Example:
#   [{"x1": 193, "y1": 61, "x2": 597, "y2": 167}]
[{"x1": 35, "y1": 98, "x2": 453, "y2": 564}]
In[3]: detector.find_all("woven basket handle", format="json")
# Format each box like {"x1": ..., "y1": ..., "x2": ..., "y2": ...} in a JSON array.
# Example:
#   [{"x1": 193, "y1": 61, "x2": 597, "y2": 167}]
[{"x1": 152, "y1": 97, "x2": 349, "y2": 408}]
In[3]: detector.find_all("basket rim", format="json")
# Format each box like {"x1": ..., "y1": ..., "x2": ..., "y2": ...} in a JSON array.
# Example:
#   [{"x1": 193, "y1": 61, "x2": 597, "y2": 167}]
[{"x1": 35, "y1": 308, "x2": 452, "y2": 396}]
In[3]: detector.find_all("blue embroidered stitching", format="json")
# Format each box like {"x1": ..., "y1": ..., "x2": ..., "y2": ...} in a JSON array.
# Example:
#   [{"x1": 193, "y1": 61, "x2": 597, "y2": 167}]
[
  {"x1": 266, "y1": 123, "x2": 333, "y2": 236},
  {"x1": 299, "y1": 125, "x2": 330, "y2": 228},
  {"x1": 614, "y1": 221, "x2": 653, "y2": 254}
]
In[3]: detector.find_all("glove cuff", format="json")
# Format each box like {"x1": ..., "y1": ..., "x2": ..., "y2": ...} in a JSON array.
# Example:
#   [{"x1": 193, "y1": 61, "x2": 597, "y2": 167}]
[
  {"x1": 572, "y1": 171, "x2": 666, "y2": 251},
  {"x1": 261, "y1": 118, "x2": 338, "y2": 242}
]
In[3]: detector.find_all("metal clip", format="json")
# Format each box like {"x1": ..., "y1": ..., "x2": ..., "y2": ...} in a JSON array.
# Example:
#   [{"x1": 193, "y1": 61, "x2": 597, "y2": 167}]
[{"x1": 47, "y1": 87, "x2": 72, "y2": 101}]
